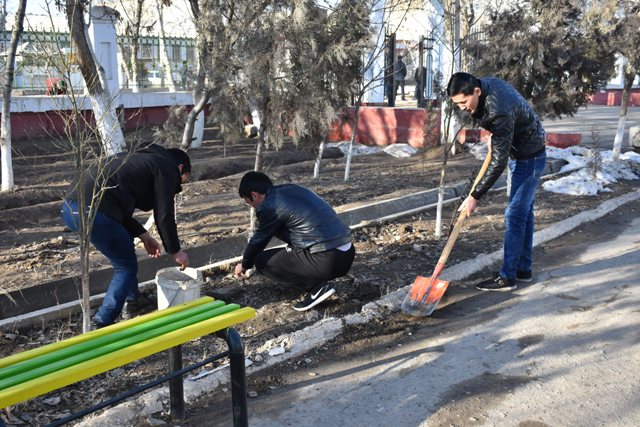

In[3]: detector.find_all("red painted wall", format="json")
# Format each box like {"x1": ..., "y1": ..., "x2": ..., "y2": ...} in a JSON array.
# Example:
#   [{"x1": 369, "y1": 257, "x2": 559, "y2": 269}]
[
  {"x1": 590, "y1": 89, "x2": 640, "y2": 106},
  {"x1": 3, "y1": 106, "x2": 176, "y2": 140},
  {"x1": 328, "y1": 106, "x2": 442, "y2": 148}
]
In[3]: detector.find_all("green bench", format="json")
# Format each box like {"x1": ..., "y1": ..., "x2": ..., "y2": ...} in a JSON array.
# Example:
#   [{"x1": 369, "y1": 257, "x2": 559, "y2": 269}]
[{"x1": 0, "y1": 296, "x2": 256, "y2": 426}]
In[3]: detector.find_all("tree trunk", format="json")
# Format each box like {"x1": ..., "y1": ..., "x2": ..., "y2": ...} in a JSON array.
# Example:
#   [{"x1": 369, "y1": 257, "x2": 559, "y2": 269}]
[
  {"x1": 80, "y1": 241, "x2": 92, "y2": 333},
  {"x1": 66, "y1": 1, "x2": 125, "y2": 156},
  {"x1": 1, "y1": 0, "x2": 26, "y2": 192},
  {"x1": 612, "y1": 64, "x2": 636, "y2": 161},
  {"x1": 181, "y1": 89, "x2": 211, "y2": 149},
  {"x1": 129, "y1": 0, "x2": 144, "y2": 93},
  {"x1": 156, "y1": 0, "x2": 176, "y2": 92},
  {"x1": 344, "y1": 105, "x2": 361, "y2": 181},
  {"x1": 313, "y1": 140, "x2": 325, "y2": 178},
  {"x1": 182, "y1": 17, "x2": 210, "y2": 149}
]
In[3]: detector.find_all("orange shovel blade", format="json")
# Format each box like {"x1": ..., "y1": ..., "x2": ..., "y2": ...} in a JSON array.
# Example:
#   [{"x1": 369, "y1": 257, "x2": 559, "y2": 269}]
[
  {"x1": 401, "y1": 276, "x2": 449, "y2": 317},
  {"x1": 408, "y1": 275, "x2": 435, "y2": 302},
  {"x1": 422, "y1": 279, "x2": 450, "y2": 315}
]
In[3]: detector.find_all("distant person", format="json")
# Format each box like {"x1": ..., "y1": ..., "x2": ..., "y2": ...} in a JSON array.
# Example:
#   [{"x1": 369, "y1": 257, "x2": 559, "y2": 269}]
[
  {"x1": 233, "y1": 172, "x2": 355, "y2": 311},
  {"x1": 394, "y1": 55, "x2": 407, "y2": 101},
  {"x1": 447, "y1": 72, "x2": 547, "y2": 291},
  {"x1": 61, "y1": 144, "x2": 191, "y2": 327}
]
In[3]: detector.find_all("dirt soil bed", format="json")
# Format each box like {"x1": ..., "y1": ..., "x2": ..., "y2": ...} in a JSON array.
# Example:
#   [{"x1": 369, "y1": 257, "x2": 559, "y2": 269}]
[{"x1": 0, "y1": 129, "x2": 636, "y2": 425}]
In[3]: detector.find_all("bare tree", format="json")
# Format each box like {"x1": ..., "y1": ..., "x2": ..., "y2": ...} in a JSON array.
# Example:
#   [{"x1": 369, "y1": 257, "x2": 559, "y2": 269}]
[
  {"x1": 46, "y1": 45, "x2": 131, "y2": 333},
  {"x1": 156, "y1": 0, "x2": 177, "y2": 91},
  {"x1": 119, "y1": 0, "x2": 146, "y2": 93},
  {"x1": 1, "y1": 0, "x2": 27, "y2": 192},
  {"x1": 609, "y1": 1, "x2": 640, "y2": 160},
  {"x1": 180, "y1": 0, "x2": 213, "y2": 149},
  {"x1": 64, "y1": 0, "x2": 125, "y2": 155}
]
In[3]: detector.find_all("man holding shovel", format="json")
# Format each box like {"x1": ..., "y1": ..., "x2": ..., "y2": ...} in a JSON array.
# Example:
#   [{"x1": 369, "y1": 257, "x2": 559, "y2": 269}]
[{"x1": 447, "y1": 72, "x2": 547, "y2": 291}]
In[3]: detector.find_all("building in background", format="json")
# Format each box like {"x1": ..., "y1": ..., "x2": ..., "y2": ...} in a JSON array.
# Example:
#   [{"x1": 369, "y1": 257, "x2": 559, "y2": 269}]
[{"x1": 1, "y1": 0, "x2": 197, "y2": 92}]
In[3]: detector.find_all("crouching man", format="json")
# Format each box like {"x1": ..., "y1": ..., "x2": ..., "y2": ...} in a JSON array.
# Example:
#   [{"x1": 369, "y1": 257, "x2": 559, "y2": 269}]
[{"x1": 233, "y1": 172, "x2": 355, "y2": 311}]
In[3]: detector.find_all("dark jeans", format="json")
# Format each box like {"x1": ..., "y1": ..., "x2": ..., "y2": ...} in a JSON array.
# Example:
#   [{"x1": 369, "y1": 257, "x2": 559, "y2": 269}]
[
  {"x1": 394, "y1": 79, "x2": 405, "y2": 99},
  {"x1": 499, "y1": 152, "x2": 547, "y2": 280},
  {"x1": 254, "y1": 244, "x2": 355, "y2": 293},
  {"x1": 61, "y1": 200, "x2": 140, "y2": 324}
]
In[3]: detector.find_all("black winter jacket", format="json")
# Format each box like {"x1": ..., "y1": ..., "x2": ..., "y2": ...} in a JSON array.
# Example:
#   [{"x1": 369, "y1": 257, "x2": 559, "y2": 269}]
[
  {"x1": 242, "y1": 184, "x2": 352, "y2": 269},
  {"x1": 67, "y1": 144, "x2": 183, "y2": 254},
  {"x1": 470, "y1": 77, "x2": 546, "y2": 199}
]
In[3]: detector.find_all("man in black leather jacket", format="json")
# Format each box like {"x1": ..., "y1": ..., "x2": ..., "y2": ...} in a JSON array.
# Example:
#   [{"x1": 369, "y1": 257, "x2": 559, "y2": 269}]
[
  {"x1": 233, "y1": 172, "x2": 355, "y2": 311},
  {"x1": 447, "y1": 72, "x2": 547, "y2": 291}
]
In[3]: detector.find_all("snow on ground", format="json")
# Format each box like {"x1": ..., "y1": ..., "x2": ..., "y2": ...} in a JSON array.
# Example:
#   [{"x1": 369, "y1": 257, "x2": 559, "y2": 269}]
[
  {"x1": 544, "y1": 147, "x2": 640, "y2": 196},
  {"x1": 328, "y1": 140, "x2": 640, "y2": 197},
  {"x1": 326, "y1": 142, "x2": 417, "y2": 158}
]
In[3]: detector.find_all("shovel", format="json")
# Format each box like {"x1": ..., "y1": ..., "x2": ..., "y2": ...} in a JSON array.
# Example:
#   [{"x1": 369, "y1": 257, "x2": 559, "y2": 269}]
[{"x1": 401, "y1": 149, "x2": 492, "y2": 317}]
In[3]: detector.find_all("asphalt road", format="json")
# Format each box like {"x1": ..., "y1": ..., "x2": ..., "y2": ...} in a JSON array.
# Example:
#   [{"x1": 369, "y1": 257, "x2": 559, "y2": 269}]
[
  {"x1": 245, "y1": 200, "x2": 640, "y2": 426},
  {"x1": 541, "y1": 105, "x2": 640, "y2": 150}
]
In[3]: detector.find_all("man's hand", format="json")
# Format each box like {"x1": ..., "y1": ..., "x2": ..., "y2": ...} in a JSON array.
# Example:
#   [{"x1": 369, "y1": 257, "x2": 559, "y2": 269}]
[
  {"x1": 234, "y1": 263, "x2": 246, "y2": 279},
  {"x1": 139, "y1": 232, "x2": 161, "y2": 258},
  {"x1": 458, "y1": 195, "x2": 478, "y2": 217},
  {"x1": 172, "y1": 250, "x2": 189, "y2": 271}
]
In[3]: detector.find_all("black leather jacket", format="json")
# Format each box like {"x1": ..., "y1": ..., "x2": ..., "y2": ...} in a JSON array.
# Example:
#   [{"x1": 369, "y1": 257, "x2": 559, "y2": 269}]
[
  {"x1": 66, "y1": 144, "x2": 183, "y2": 254},
  {"x1": 242, "y1": 184, "x2": 352, "y2": 269},
  {"x1": 470, "y1": 77, "x2": 546, "y2": 199}
]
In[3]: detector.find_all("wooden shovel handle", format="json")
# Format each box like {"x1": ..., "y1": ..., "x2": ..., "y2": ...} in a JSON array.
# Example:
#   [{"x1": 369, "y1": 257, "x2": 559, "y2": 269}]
[{"x1": 436, "y1": 147, "x2": 492, "y2": 266}]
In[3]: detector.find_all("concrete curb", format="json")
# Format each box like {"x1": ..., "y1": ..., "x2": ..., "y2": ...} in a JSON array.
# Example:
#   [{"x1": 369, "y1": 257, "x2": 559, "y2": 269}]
[{"x1": 78, "y1": 189, "x2": 640, "y2": 426}]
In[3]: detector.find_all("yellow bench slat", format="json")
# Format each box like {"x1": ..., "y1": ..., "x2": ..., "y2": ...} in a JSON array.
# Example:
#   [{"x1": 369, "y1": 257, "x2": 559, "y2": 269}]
[{"x1": 0, "y1": 297, "x2": 215, "y2": 370}]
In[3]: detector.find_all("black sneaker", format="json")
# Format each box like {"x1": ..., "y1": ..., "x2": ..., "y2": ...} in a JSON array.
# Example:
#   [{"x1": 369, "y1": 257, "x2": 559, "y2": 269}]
[
  {"x1": 476, "y1": 275, "x2": 517, "y2": 292},
  {"x1": 122, "y1": 294, "x2": 155, "y2": 320},
  {"x1": 516, "y1": 271, "x2": 533, "y2": 283},
  {"x1": 292, "y1": 284, "x2": 335, "y2": 312}
]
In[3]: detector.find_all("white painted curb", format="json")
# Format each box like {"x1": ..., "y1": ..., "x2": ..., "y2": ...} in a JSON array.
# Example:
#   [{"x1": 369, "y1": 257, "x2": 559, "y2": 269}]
[{"x1": 78, "y1": 189, "x2": 640, "y2": 425}]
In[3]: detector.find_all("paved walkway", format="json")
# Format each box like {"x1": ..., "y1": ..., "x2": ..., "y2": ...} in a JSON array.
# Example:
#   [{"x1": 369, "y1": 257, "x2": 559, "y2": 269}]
[
  {"x1": 245, "y1": 198, "x2": 640, "y2": 426},
  {"x1": 542, "y1": 104, "x2": 640, "y2": 150},
  {"x1": 395, "y1": 95, "x2": 640, "y2": 151}
]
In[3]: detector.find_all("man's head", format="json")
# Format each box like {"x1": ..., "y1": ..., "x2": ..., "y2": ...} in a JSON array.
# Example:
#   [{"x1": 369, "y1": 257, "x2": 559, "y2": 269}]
[
  {"x1": 447, "y1": 72, "x2": 482, "y2": 114},
  {"x1": 167, "y1": 148, "x2": 191, "y2": 184},
  {"x1": 397, "y1": 55, "x2": 403, "y2": 61},
  {"x1": 238, "y1": 171, "x2": 273, "y2": 208}
]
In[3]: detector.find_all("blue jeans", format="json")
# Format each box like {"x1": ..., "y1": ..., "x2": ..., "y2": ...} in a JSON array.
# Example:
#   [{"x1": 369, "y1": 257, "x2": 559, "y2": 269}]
[
  {"x1": 499, "y1": 152, "x2": 547, "y2": 281},
  {"x1": 61, "y1": 200, "x2": 140, "y2": 324}
]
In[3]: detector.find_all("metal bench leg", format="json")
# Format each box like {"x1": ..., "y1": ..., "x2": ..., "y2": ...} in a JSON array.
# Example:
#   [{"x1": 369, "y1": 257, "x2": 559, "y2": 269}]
[
  {"x1": 168, "y1": 345, "x2": 185, "y2": 419},
  {"x1": 222, "y1": 328, "x2": 249, "y2": 427}
]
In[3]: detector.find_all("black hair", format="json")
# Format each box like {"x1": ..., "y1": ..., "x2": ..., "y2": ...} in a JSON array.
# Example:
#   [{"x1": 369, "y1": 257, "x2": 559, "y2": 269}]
[
  {"x1": 238, "y1": 171, "x2": 273, "y2": 199},
  {"x1": 447, "y1": 72, "x2": 481, "y2": 97},
  {"x1": 167, "y1": 148, "x2": 191, "y2": 174}
]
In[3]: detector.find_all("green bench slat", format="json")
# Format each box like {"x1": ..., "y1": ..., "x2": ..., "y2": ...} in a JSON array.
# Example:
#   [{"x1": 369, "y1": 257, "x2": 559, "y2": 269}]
[
  {"x1": 0, "y1": 296, "x2": 257, "y2": 409},
  {"x1": 0, "y1": 300, "x2": 227, "y2": 383},
  {"x1": 0, "y1": 297, "x2": 216, "y2": 370},
  {"x1": 0, "y1": 302, "x2": 241, "y2": 390}
]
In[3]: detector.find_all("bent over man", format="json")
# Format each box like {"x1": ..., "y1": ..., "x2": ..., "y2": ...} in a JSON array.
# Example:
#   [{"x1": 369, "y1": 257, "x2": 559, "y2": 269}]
[
  {"x1": 447, "y1": 72, "x2": 547, "y2": 292},
  {"x1": 233, "y1": 172, "x2": 355, "y2": 311},
  {"x1": 61, "y1": 144, "x2": 191, "y2": 327}
]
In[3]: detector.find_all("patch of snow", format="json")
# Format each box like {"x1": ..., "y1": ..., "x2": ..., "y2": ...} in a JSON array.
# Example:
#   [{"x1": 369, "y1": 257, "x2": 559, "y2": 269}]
[
  {"x1": 383, "y1": 143, "x2": 418, "y2": 158},
  {"x1": 544, "y1": 147, "x2": 640, "y2": 196},
  {"x1": 326, "y1": 142, "x2": 381, "y2": 156}
]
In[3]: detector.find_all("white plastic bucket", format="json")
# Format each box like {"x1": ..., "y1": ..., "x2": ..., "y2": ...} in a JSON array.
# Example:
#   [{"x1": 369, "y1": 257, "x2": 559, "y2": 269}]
[{"x1": 156, "y1": 267, "x2": 203, "y2": 309}]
